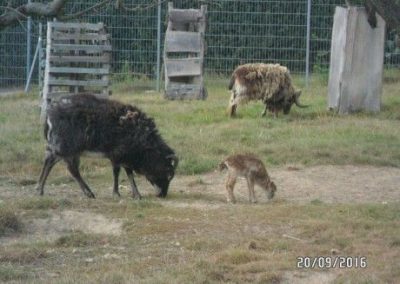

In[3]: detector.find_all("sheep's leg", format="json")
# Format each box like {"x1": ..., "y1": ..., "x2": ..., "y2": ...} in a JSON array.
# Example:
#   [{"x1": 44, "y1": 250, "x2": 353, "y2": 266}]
[
  {"x1": 230, "y1": 104, "x2": 237, "y2": 117},
  {"x1": 64, "y1": 156, "x2": 95, "y2": 198},
  {"x1": 112, "y1": 165, "x2": 121, "y2": 197},
  {"x1": 35, "y1": 149, "x2": 61, "y2": 195},
  {"x1": 124, "y1": 167, "x2": 142, "y2": 199},
  {"x1": 261, "y1": 104, "x2": 268, "y2": 117},
  {"x1": 246, "y1": 175, "x2": 257, "y2": 203},
  {"x1": 228, "y1": 91, "x2": 238, "y2": 117},
  {"x1": 225, "y1": 173, "x2": 237, "y2": 203}
]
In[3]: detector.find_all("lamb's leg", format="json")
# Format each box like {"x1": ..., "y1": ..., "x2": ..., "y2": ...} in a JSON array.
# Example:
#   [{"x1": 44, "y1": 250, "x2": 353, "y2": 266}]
[
  {"x1": 225, "y1": 173, "x2": 237, "y2": 203},
  {"x1": 64, "y1": 156, "x2": 95, "y2": 198},
  {"x1": 35, "y1": 149, "x2": 61, "y2": 195},
  {"x1": 112, "y1": 165, "x2": 121, "y2": 197},
  {"x1": 124, "y1": 167, "x2": 142, "y2": 199}
]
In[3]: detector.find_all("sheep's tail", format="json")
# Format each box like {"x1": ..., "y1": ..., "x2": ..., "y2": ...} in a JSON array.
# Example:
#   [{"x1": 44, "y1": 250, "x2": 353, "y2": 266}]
[
  {"x1": 228, "y1": 75, "x2": 235, "y2": 90},
  {"x1": 43, "y1": 115, "x2": 52, "y2": 142}
]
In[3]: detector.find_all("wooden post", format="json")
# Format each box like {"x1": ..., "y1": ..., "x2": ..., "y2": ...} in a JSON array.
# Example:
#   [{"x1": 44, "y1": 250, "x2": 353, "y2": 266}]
[
  {"x1": 328, "y1": 6, "x2": 385, "y2": 114},
  {"x1": 40, "y1": 22, "x2": 53, "y2": 121}
]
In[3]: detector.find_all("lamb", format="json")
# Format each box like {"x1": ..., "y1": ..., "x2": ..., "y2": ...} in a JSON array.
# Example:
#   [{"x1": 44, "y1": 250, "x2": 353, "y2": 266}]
[
  {"x1": 36, "y1": 93, "x2": 178, "y2": 199},
  {"x1": 218, "y1": 154, "x2": 277, "y2": 203},
  {"x1": 227, "y1": 63, "x2": 308, "y2": 117}
]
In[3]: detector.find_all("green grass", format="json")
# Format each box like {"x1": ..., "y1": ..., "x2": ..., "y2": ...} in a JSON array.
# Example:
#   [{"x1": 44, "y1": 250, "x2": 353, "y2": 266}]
[
  {"x1": 54, "y1": 231, "x2": 109, "y2": 247},
  {"x1": 0, "y1": 265, "x2": 31, "y2": 282},
  {"x1": 1, "y1": 74, "x2": 399, "y2": 177},
  {"x1": 0, "y1": 74, "x2": 399, "y2": 283}
]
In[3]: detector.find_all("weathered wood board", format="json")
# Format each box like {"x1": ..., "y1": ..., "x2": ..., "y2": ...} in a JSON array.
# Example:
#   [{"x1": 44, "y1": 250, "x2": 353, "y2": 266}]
[
  {"x1": 165, "y1": 31, "x2": 202, "y2": 53},
  {"x1": 328, "y1": 6, "x2": 385, "y2": 114},
  {"x1": 165, "y1": 58, "x2": 202, "y2": 77}
]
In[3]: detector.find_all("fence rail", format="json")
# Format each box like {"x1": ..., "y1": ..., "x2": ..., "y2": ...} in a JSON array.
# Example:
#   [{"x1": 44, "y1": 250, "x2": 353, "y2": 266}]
[{"x1": 0, "y1": 0, "x2": 399, "y2": 89}]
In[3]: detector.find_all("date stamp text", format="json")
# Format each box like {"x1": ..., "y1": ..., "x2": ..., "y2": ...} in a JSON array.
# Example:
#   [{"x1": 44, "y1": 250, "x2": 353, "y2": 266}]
[{"x1": 297, "y1": 256, "x2": 367, "y2": 269}]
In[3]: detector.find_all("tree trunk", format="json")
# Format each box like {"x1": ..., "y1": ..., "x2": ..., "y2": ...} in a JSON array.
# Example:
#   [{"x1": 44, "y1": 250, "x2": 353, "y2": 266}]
[{"x1": 0, "y1": 0, "x2": 67, "y2": 30}]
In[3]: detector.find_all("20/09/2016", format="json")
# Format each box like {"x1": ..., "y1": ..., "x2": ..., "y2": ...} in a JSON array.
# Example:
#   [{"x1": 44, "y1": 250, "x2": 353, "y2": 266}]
[{"x1": 297, "y1": 256, "x2": 367, "y2": 269}]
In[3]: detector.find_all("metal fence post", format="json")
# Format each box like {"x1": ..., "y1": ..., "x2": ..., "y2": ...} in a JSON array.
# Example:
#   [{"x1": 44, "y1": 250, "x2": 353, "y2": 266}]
[
  {"x1": 156, "y1": 0, "x2": 162, "y2": 92},
  {"x1": 38, "y1": 22, "x2": 43, "y2": 94},
  {"x1": 305, "y1": 0, "x2": 312, "y2": 87},
  {"x1": 26, "y1": 0, "x2": 32, "y2": 90},
  {"x1": 24, "y1": 23, "x2": 42, "y2": 93}
]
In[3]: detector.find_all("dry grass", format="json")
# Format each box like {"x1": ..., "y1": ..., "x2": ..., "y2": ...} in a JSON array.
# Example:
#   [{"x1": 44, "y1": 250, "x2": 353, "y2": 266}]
[
  {"x1": 0, "y1": 206, "x2": 22, "y2": 236},
  {"x1": 0, "y1": 73, "x2": 399, "y2": 283},
  {"x1": 0, "y1": 191, "x2": 398, "y2": 283}
]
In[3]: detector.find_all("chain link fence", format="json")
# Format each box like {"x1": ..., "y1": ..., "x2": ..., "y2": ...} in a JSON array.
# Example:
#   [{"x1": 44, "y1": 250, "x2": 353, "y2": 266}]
[{"x1": 0, "y1": 0, "x2": 399, "y2": 89}]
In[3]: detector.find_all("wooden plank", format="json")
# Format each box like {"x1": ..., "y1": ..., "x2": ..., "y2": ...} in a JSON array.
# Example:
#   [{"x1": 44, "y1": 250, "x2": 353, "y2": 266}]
[
  {"x1": 51, "y1": 44, "x2": 112, "y2": 52},
  {"x1": 48, "y1": 78, "x2": 109, "y2": 87},
  {"x1": 49, "y1": 54, "x2": 111, "y2": 64},
  {"x1": 327, "y1": 7, "x2": 348, "y2": 110},
  {"x1": 48, "y1": 91, "x2": 109, "y2": 100},
  {"x1": 165, "y1": 83, "x2": 206, "y2": 100},
  {"x1": 167, "y1": 83, "x2": 201, "y2": 91},
  {"x1": 165, "y1": 31, "x2": 201, "y2": 53},
  {"x1": 49, "y1": 22, "x2": 104, "y2": 31},
  {"x1": 169, "y1": 9, "x2": 203, "y2": 23},
  {"x1": 49, "y1": 66, "x2": 110, "y2": 75},
  {"x1": 165, "y1": 58, "x2": 202, "y2": 77},
  {"x1": 51, "y1": 32, "x2": 110, "y2": 41}
]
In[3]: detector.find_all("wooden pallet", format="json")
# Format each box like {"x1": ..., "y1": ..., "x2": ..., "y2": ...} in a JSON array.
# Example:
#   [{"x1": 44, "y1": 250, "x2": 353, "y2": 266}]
[
  {"x1": 41, "y1": 21, "x2": 112, "y2": 119},
  {"x1": 164, "y1": 2, "x2": 207, "y2": 100}
]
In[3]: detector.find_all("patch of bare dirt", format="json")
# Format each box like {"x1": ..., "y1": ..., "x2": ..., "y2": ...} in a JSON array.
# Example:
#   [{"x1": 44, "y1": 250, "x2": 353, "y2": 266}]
[
  {"x1": 32, "y1": 210, "x2": 123, "y2": 237},
  {"x1": 283, "y1": 271, "x2": 338, "y2": 284},
  {"x1": 169, "y1": 165, "x2": 400, "y2": 206},
  {"x1": 1, "y1": 210, "x2": 123, "y2": 245},
  {"x1": 1, "y1": 165, "x2": 398, "y2": 206},
  {"x1": 0, "y1": 164, "x2": 398, "y2": 244}
]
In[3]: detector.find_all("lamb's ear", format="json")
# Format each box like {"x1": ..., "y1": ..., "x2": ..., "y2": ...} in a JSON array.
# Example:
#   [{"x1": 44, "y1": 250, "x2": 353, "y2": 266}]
[{"x1": 167, "y1": 155, "x2": 179, "y2": 170}]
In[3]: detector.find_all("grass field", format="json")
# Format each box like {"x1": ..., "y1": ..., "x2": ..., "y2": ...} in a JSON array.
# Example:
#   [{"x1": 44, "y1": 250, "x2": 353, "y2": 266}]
[{"x1": 0, "y1": 73, "x2": 399, "y2": 283}]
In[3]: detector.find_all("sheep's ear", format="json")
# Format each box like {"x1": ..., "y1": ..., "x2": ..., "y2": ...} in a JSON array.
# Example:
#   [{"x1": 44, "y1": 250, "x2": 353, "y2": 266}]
[{"x1": 167, "y1": 155, "x2": 179, "y2": 169}]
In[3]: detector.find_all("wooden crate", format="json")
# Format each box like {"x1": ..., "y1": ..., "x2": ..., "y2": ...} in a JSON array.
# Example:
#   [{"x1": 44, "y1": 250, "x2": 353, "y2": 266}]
[
  {"x1": 41, "y1": 21, "x2": 112, "y2": 119},
  {"x1": 164, "y1": 2, "x2": 207, "y2": 100}
]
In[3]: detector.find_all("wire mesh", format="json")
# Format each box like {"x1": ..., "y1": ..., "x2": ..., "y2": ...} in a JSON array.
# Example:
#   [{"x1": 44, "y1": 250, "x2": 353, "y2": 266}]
[{"x1": 0, "y1": 0, "x2": 398, "y2": 89}]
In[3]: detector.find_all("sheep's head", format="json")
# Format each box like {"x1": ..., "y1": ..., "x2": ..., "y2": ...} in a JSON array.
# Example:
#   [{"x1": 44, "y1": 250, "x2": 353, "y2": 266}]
[
  {"x1": 267, "y1": 181, "x2": 277, "y2": 199},
  {"x1": 283, "y1": 90, "x2": 308, "y2": 114}
]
